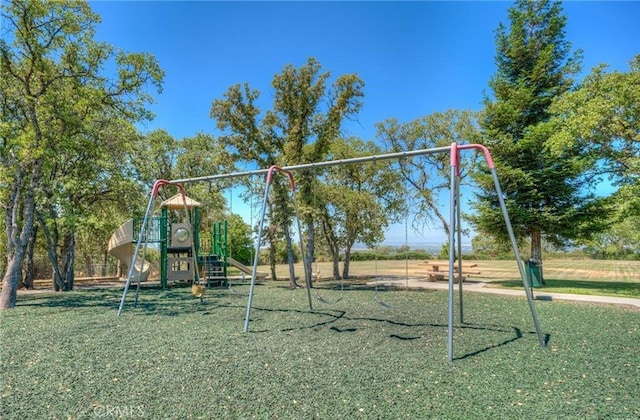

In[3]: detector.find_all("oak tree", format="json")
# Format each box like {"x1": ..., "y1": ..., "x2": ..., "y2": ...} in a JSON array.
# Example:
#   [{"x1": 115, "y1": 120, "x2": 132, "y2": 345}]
[{"x1": 0, "y1": 0, "x2": 162, "y2": 306}]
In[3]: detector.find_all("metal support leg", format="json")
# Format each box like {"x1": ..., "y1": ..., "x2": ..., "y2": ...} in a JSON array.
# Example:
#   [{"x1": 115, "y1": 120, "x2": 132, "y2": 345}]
[
  {"x1": 243, "y1": 182, "x2": 271, "y2": 333},
  {"x1": 293, "y1": 191, "x2": 313, "y2": 311},
  {"x1": 447, "y1": 164, "x2": 457, "y2": 362},
  {"x1": 456, "y1": 176, "x2": 464, "y2": 323},
  {"x1": 490, "y1": 168, "x2": 546, "y2": 348},
  {"x1": 117, "y1": 192, "x2": 157, "y2": 316}
]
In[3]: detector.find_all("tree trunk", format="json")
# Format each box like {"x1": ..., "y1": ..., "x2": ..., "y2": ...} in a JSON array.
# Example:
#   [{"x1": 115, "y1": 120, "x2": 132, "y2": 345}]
[
  {"x1": 1, "y1": 204, "x2": 30, "y2": 305},
  {"x1": 49, "y1": 233, "x2": 75, "y2": 291},
  {"x1": 342, "y1": 246, "x2": 352, "y2": 279},
  {"x1": 61, "y1": 233, "x2": 75, "y2": 291},
  {"x1": 430, "y1": 200, "x2": 450, "y2": 238},
  {"x1": 1, "y1": 160, "x2": 41, "y2": 309},
  {"x1": 52, "y1": 270, "x2": 60, "y2": 292},
  {"x1": 1, "y1": 251, "x2": 25, "y2": 309},
  {"x1": 300, "y1": 173, "x2": 316, "y2": 288},
  {"x1": 303, "y1": 219, "x2": 315, "y2": 288},
  {"x1": 117, "y1": 261, "x2": 126, "y2": 279},
  {"x1": 102, "y1": 250, "x2": 109, "y2": 277},
  {"x1": 331, "y1": 249, "x2": 340, "y2": 280},
  {"x1": 2, "y1": 177, "x2": 22, "y2": 308},
  {"x1": 267, "y1": 225, "x2": 277, "y2": 281},
  {"x1": 22, "y1": 224, "x2": 38, "y2": 289},
  {"x1": 318, "y1": 210, "x2": 342, "y2": 280},
  {"x1": 84, "y1": 254, "x2": 94, "y2": 277},
  {"x1": 531, "y1": 230, "x2": 542, "y2": 262},
  {"x1": 38, "y1": 208, "x2": 76, "y2": 291},
  {"x1": 283, "y1": 222, "x2": 299, "y2": 288}
]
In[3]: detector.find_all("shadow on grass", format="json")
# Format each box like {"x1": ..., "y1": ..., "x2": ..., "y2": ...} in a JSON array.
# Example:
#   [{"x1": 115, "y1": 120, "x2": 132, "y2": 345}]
[
  {"x1": 16, "y1": 288, "x2": 122, "y2": 309},
  {"x1": 274, "y1": 281, "x2": 439, "y2": 295},
  {"x1": 16, "y1": 283, "x2": 247, "y2": 316},
  {"x1": 122, "y1": 285, "x2": 251, "y2": 316},
  {"x1": 243, "y1": 304, "x2": 545, "y2": 360},
  {"x1": 492, "y1": 278, "x2": 639, "y2": 298},
  {"x1": 16, "y1": 283, "x2": 547, "y2": 360},
  {"x1": 272, "y1": 283, "x2": 374, "y2": 292},
  {"x1": 241, "y1": 306, "x2": 347, "y2": 333},
  {"x1": 453, "y1": 327, "x2": 523, "y2": 360}
]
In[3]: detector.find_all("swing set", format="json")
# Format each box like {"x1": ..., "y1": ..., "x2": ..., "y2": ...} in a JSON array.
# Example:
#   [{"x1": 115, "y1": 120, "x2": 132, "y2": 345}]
[{"x1": 117, "y1": 143, "x2": 546, "y2": 362}]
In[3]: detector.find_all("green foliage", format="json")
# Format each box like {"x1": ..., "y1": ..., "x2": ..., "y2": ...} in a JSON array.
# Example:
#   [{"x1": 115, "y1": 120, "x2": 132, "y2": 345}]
[
  {"x1": 0, "y1": 0, "x2": 164, "y2": 297},
  {"x1": 130, "y1": 129, "x2": 177, "y2": 187},
  {"x1": 540, "y1": 56, "x2": 640, "y2": 260},
  {"x1": 319, "y1": 138, "x2": 405, "y2": 245},
  {"x1": 471, "y1": 235, "x2": 516, "y2": 260},
  {"x1": 349, "y1": 248, "x2": 431, "y2": 262},
  {"x1": 581, "y1": 186, "x2": 640, "y2": 260},
  {"x1": 210, "y1": 58, "x2": 366, "y2": 277},
  {"x1": 210, "y1": 57, "x2": 364, "y2": 169},
  {"x1": 376, "y1": 110, "x2": 480, "y2": 236},
  {"x1": 546, "y1": 54, "x2": 640, "y2": 199},
  {"x1": 226, "y1": 213, "x2": 253, "y2": 265},
  {"x1": 472, "y1": 0, "x2": 608, "y2": 262},
  {"x1": 256, "y1": 243, "x2": 300, "y2": 265}
]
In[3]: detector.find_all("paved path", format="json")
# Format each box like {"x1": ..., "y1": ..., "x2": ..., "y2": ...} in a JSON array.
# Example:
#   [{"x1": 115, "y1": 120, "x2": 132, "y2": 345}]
[{"x1": 367, "y1": 276, "x2": 640, "y2": 310}]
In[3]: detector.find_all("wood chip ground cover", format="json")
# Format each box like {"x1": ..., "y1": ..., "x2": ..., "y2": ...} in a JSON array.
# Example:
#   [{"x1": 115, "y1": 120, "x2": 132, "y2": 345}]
[{"x1": 1, "y1": 284, "x2": 638, "y2": 419}]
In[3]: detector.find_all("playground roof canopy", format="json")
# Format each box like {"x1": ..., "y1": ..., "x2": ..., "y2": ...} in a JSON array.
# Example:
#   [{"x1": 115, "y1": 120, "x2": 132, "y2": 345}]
[{"x1": 160, "y1": 193, "x2": 202, "y2": 209}]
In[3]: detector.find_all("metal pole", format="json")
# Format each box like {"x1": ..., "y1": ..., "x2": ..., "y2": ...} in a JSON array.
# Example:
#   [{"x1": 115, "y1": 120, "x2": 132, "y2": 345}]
[
  {"x1": 168, "y1": 147, "x2": 451, "y2": 186},
  {"x1": 117, "y1": 183, "x2": 162, "y2": 316},
  {"x1": 490, "y1": 168, "x2": 546, "y2": 348},
  {"x1": 447, "y1": 144, "x2": 458, "y2": 362},
  {"x1": 243, "y1": 178, "x2": 272, "y2": 333},
  {"x1": 292, "y1": 189, "x2": 314, "y2": 311},
  {"x1": 244, "y1": 166, "x2": 299, "y2": 332},
  {"x1": 456, "y1": 174, "x2": 464, "y2": 323},
  {"x1": 133, "y1": 215, "x2": 154, "y2": 307},
  {"x1": 125, "y1": 144, "x2": 545, "y2": 358},
  {"x1": 455, "y1": 144, "x2": 545, "y2": 348}
]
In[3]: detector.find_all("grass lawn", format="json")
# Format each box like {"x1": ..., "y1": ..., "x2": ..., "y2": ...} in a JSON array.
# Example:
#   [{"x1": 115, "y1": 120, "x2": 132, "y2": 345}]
[
  {"x1": 266, "y1": 259, "x2": 640, "y2": 299},
  {"x1": 460, "y1": 259, "x2": 640, "y2": 298},
  {"x1": 487, "y1": 278, "x2": 640, "y2": 299},
  {"x1": 1, "y1": 282, "x2": 639, "y2": 419}
]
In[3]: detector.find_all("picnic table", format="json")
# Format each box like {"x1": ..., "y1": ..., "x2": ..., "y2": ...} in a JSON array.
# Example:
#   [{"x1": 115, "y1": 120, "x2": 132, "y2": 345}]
[{"x1": 417, "y1": 261, "x2": 481, "y2": 283}]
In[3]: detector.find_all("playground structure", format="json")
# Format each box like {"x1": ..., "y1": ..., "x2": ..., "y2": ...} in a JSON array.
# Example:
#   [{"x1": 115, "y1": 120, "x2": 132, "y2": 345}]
[
  {"x1": 107, "y1": 220, "x2": 152, "y2": 284},
  {"x1": 117, "y1": 143, "x2": 547, "y2": 362},
  {"x1": 108, "y1": 193, "x2": 258, "y2": 290}
]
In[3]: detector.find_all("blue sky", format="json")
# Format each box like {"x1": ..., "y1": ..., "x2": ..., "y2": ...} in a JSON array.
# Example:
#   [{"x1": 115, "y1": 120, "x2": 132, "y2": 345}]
[{"x1": 91, "y1": 1, "x2": 639, "y2": 247}]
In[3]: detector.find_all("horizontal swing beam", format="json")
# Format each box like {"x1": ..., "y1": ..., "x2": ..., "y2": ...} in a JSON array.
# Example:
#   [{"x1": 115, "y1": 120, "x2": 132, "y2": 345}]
[{"x1": 167, "y1": 146, "x2": 452, "y2": 185}]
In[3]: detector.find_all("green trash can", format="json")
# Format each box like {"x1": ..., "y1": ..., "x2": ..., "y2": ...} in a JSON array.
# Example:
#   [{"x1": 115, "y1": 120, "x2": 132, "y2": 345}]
[{"x1": 525, "y1": 259, "x2": 544, "y2": 288}]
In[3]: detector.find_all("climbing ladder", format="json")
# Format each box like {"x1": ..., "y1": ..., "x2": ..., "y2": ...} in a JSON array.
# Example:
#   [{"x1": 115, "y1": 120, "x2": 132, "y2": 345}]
[
  {"x1": 198, "y1": 255, "x2": 227, "y2": 287},
  {"x1": 197, "y1": 221, "x2": 228, "y2": 287}
]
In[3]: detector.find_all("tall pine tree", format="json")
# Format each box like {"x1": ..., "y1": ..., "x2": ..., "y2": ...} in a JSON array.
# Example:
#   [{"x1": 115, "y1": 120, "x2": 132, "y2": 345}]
[{"x1": 471, "y1": 0, "x2": 609, "y2": 267}]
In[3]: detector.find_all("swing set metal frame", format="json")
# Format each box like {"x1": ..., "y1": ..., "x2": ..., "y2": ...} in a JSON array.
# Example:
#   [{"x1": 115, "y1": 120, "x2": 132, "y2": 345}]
[{"x1": 117, "y1": 143, "x2": 546, "y2": 362}]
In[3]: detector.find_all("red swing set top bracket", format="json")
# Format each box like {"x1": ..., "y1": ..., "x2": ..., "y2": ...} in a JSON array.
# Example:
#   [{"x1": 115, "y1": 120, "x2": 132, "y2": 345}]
[
  {"x1": 265, "y1": 165, "x2": 296, "y2": 192},
  {"x1": 451, "y1": 143, "x2": 497, "y2": 176}
]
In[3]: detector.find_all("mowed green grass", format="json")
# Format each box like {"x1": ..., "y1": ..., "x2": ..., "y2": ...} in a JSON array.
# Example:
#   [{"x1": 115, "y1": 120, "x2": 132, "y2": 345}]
[
  {"x1": 266, "y1": 259, "x2": 640, "y2": 298},
  {"x1": 1, "y1": 283, "x2": 639, "y2": 419},
  {"x1": 267, "y1": 259, "x2": 640, "y2": 281},
  {"x1": 460, "y1": 259, "x2": 640, "y2": 298},
  {"x1": 14, "y1": 258, "x2": 639, "y2": 299}
]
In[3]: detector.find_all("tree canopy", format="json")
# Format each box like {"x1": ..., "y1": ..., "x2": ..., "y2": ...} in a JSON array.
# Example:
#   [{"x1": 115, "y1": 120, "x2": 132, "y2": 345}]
[
  {"x1": 470, "y1": 0, "x2": 609, "y2": 264},
  {"x1": 1, "y1": 0, "x2": 163, "y2": 307},
  {"x1": 376, "y1": 110, "x2": 480, "y2": 238},
  {"x1": 211, "y1": 57, "x2": 366, "y2": 283},
  {"x1": 546, "y1": 55, "x2": 640, "y2": 196}
]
